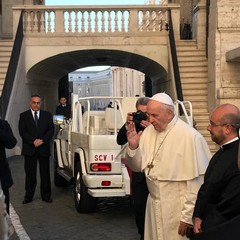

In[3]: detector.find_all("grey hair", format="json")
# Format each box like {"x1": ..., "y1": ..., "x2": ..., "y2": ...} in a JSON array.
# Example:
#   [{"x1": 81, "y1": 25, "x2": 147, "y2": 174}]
[
  {"x1": 31, "y1": 94, "x2": 42, "y2": 99},
  {"x1": 161, "y1": 103, "x2": 175, "y2": 114},
  {"x1": 135, "y1": 97, "x2": 149, "y2": 108},
  {"x1": 167, "y1": 104, "x2": 175, "y2": 113}
]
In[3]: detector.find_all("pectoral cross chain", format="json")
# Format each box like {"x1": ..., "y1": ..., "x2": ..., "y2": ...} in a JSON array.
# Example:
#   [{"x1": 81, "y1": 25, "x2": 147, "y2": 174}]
[{"x1": 147, "y1": 161, "x2": 154, "y2": 175}]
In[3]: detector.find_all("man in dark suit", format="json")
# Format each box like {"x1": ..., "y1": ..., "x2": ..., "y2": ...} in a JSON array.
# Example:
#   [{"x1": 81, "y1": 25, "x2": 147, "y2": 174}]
[
  {"x1": 19, "y1": 94, "x2": 54, "y2": 204},
  {"x1": 0, "y1": 119, "x2": 17, "y2": 213}
]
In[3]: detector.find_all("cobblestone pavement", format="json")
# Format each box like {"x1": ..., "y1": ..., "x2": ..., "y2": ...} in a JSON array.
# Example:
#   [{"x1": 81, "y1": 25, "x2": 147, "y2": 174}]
[{"x1": 8, "y1": 155, "x2": 139, "y2": 240}]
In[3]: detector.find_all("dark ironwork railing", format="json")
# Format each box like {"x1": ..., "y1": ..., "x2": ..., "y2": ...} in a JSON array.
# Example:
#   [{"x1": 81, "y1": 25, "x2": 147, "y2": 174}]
[
  {"x1": 168, "y1": 10, "x2": 183, "y2": 101},
  {"x1": 0, "y1": 12, "x2": 24, "y2": 119}
]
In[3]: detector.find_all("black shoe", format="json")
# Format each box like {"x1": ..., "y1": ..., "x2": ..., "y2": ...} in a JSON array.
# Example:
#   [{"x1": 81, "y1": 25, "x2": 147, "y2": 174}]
[
  {"x1": 42, "y1": 198, "x2": 53, "y2": 203},
  {"x1": 22, "y1": 198, "x2": 32, "y2": 204}
]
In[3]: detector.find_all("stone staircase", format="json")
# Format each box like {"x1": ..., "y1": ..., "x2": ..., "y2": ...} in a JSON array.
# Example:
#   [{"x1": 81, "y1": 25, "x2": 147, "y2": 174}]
[
  {"x1": 0, "y1": 40, "x2": 13, "y2": 95},
  {"x1": 176, "y1": 40, "x2": 217, "y2": 152}
]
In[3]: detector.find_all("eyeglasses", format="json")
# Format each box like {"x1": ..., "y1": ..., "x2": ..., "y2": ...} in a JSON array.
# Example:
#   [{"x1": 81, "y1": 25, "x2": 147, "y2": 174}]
[{"x1": 209, "y1": 120, "x2": 228, "y2": 127}]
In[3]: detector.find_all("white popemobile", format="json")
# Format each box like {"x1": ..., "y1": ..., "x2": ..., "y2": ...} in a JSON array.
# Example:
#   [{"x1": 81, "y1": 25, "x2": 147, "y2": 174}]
[{"x1": 53, "y1": 94, "x2": 193, "y2": 213}]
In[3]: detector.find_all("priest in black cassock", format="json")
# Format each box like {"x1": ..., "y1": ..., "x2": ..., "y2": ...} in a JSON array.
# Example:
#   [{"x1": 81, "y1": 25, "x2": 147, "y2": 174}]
[
  {"x1": 192, "y1": 103, "x2": 240, "y2": 240},
  {"x1": 55, "y1": 96, "x2": 71, "y2": 119}
]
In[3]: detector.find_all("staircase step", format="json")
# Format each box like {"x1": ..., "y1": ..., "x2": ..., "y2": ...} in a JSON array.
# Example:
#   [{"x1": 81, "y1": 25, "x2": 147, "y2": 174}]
[
  {"x1": 183, "y1": 89, "x2": 207, "y2": 96},
  {"x1": 179, "y1": 61, "x2": 207, "y2": 67},
  {"x1": 193, "y1": 110, "x2": 209, "y2": 117},
  {"x1": 0, "y1": 73, "x2": 6, "y2": 79},
  {"x1": 195, "y1": 120, "x2": 208, "y2": 129},
  {"x1": 179, "y1": 66, "x2": 208, "y2": 73},
  {"x1": 196, "y1": 128, "x2": 209, "y2": 136},
  {"x1": 0, "y1": 70, "x2": 7, "y2": 75},
  {"x1": 195, "y1": 124, "x2": 209, "y2": 130},
  {"x1": 191, "y1": 100, "x2": 208, "y2": 106},
  {"x1": 182, "y1": 83, "x2": 207, "y2": 90},
  {"x1": 0, "y1": 62, "x2": 9, "y2": 68},
  {"x1": 181, "y1": 77, "x2": 208, "y2": 84},
  {"x1": 191, "y1": 108, "x2": 209, "y2": 114},
  {"x1": 0, "y1": 52, "x2": 11, "y2": 57},
  {"x1": 0, "y1": 40, "x2": 13, "y2": 47},
  {"x1": 186, "y1": 104, "x2": 208, "y2": 111},
  {"x1": 177, "y1": 50, "x2": 206, "y2": 57},
  {"x1": 194, "y1": 112, "x2": 209, "y2": 117},
  {"x1": 176, "y1": 44, "x2": 198, "y2": 51},
  {"x1": 180, "y1": 72, "x2": 208, "y2": 78},
  {"x1": 0, "y1": 56, "x2": 11, "y2": 62},
  {"x1": 0, "y1": 44, "x2": 13, "y2": 50},
  {"x1": 196, "y1": 129, "x2": 210, "y2": 138},
  {"x1": 178, "y1": 56, "x2": 208, "y2": 62},
  {"x1": 184, "y1": 95, "x2": 208, "y2": 102},
  {"x1": 176, "y1": 40, "x2": 197, "y2": 46}
]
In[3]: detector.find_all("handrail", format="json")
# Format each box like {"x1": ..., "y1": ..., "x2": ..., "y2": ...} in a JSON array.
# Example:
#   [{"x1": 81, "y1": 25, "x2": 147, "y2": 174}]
[
  {"x1": 168, "y1": 10, "x2": 183, "y2": 101},
  {"x1": 174, "y1": 100, "x2": 193, "y2": 126},
  {"x1": 0, "y1": 11, "x2": 24, "y2": 119}
]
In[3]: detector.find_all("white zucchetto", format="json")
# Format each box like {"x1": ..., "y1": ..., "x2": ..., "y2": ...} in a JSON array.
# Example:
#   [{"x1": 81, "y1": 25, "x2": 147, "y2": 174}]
[{"x1": 150, "y1": 92, "x2": 174, "y2": 106}]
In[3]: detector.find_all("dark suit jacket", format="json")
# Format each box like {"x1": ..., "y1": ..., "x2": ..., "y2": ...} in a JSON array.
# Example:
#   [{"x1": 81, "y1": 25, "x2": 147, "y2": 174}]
[
  {"x1": 19, "y1": 109, "x2": 54, "y2": 157},
  {"x1": 0, "y1": 119, "x2": 17, "y2": 189}
]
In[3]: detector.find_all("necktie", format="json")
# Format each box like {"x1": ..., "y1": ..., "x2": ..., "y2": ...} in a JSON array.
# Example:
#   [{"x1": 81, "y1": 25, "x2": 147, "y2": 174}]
[{"x1": 34, "y1": 111, "x2": 38, "y2": 127}]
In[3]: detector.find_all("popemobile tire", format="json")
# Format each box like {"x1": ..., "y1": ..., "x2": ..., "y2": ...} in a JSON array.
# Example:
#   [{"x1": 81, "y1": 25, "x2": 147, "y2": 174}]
[
  {"x1": 54, "y1": 147, "x2": 69, "y2": 187},
  {"x1": 73, "y1": 161, "x2": 98, "y2": 213}
]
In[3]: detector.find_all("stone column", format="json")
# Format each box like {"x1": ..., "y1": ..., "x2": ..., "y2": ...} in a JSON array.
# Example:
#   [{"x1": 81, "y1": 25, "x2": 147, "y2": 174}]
[
  {"x1": 192, "y1": 0, "x2": 206, "y2": 48},
  {"x1": 170, "y1": 4, "x2": 180, "y2": 40},
  {"x1": 1, "y1": 0, "x2": 44, "y2": 38},
  {"x1": 1, "y1": 0, "x2": 14, "y2": 38}
]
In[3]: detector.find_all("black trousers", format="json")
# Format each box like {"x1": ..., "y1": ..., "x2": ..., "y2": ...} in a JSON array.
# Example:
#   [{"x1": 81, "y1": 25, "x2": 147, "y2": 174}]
[
  {"x1": 131, "y1": 171, "x2": 149, "y2": 236},
  {"x1": 24, "y1": 152, "x2": 51, "y2": 200}
]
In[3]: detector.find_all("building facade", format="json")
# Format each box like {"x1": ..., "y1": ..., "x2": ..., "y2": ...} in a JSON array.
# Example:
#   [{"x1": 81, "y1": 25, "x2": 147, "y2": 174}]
[{"x1": 69, "y1": 66, "x2": 145, "y2": 109}]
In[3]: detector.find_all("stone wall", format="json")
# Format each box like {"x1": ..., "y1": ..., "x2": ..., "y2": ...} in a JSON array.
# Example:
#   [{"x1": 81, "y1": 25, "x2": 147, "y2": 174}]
[{"x1": 208, "y1": 0, "x2": 240, "y2": 110}]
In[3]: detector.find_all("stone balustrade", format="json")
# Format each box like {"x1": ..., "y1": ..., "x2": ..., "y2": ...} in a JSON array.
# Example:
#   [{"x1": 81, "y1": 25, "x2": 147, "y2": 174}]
[{"x1": 12, "y1": 5, "x2": 180, "y2": 36}]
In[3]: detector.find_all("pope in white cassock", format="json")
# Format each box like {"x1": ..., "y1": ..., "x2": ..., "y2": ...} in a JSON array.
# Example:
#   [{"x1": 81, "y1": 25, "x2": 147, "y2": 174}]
[{"x1": 125, "y1": 93, "x2": 212, "y2": 240}]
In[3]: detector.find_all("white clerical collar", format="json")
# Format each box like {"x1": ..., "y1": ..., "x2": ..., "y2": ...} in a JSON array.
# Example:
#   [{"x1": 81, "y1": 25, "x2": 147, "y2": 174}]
[{"x1": 220, "y1": 137, "x2": 239, "y2": 149}]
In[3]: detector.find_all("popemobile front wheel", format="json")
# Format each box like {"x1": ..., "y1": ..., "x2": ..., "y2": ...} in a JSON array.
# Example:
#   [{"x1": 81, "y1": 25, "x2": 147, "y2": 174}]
[{"x1": 73, "y1": 161, "x2": 98, "y2": 213}]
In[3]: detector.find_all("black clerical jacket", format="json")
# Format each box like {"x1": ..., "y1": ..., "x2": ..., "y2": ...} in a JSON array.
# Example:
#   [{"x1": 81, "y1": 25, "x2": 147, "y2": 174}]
[{"x1": 193, "y1": 140, "x2": 240, "y2": 229}]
